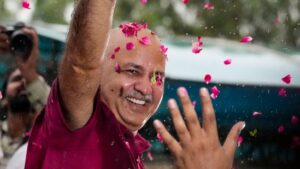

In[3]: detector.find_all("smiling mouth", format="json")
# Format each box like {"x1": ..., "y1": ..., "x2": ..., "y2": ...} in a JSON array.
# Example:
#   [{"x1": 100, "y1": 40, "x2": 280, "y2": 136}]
[{"x1": 126, "y1": 96, "x2": 146, "y2": 106}]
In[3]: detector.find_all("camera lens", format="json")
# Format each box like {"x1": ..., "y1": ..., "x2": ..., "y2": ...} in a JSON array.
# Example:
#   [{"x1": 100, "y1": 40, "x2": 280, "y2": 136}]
[{"x1": 10, "y1": 31, "x2": 33, "y2": 60}]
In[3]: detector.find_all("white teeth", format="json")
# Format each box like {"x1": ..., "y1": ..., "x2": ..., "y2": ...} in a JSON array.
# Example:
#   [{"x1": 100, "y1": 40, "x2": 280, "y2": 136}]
[{"x1": 126, "y1": 97, "x2": 146, "y2": 105}]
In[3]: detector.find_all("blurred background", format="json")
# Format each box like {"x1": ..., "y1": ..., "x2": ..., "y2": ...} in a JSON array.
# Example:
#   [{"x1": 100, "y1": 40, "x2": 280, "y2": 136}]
[{"x1": 0, "y1": 0, "x2": 300, "y2": 168}]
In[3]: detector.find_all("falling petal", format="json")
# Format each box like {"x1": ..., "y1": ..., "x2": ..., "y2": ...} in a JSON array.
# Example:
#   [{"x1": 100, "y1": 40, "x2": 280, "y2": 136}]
[
  {"x1": 192, "y1": 101, "x2": 196, "y2": 107},
  {"x1": 291, "y1": 116, "x2": 299, "y2": 125},
  {"x1": 140, "y1": 0, "x2": 148, "y2": 5},
  {"x1": 0, "y1": 91, "x2": 2, "y2": 100},
  {"x1": 22, "y1": 0, "x2": 30, "y2": 9},
  {"x1": 126, "y1": 42, "x2": 135, "y2": 50},
  {"x1": 157, "y1": 133, "x2": 163, "y2": 143},
  {"x1": 192, "y1": 42, "x2": 202, "y2": 54},
  {"x1": 114, "y1": 47, "x2": 121, "y2": 53},
  {"x1": 278, "y1": 125, "x2": 285, "y2": 134},
  {"x1": 210, "y1": 86, "x2": 220, "y2": 99},
  {"x1": 278, "y1": 88, "x2": 287, "y2": 97},
  {"x1": 147, "y1": 152, "x2": 154, "y2": 161},
  {"x1": 139, "y1": 36, "x2": 151, "y2": 45},
  {"x1": 182, "y1": 0, "x2": 189, "y2": 4},
  {"x1": 281, "y1": 74, "x2": 292, "y2": 84},
  {"x1": 240, "y1": 36, "x2": 253, "y2": 43},
  {"x1": 114, "y1": 63, "x2": 121, "y2": 73},
  {"x1": 252, "y1": 111, "x2": 262, "y2": 118},
  {"x1": 203, "y1": 2, "x2": 215, "y2": 10},
  {"x1": 249, "y1": 129, "x2": 258, "y2": 137},
  {"x1": 237, "y1": 136, "x2": 243, "y2": 147},
  {"x1": 119, "y1": 22, "x2": 146, "y2": 37},
  {"x1": 204, "y1": 74, "x2": 212, "y2": 84},
  {"x1": 224, "y1": 58, "x2": 232, "y2": 65}
]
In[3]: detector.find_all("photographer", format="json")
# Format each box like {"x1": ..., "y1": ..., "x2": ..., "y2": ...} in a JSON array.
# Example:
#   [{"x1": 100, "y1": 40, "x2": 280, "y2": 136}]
[{"x1": 0, "y1": 23, "x2": 50, "y2": 169}]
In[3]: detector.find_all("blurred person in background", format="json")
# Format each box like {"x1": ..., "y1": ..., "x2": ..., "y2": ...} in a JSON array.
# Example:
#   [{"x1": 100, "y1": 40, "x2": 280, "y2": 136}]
[{"x1": 0, "y1": 23, "x2": 50, "y2": 169}]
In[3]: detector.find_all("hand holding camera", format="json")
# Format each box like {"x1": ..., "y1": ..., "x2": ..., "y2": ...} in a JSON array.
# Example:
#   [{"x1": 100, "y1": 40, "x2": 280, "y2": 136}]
[{"x1": 0, "y1": 22, "x2": 39, "y2": 83}]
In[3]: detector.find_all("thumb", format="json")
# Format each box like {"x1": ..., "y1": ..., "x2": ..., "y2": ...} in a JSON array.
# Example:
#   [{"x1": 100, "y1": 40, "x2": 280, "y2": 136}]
[{"x1": 223, "y1": 121, "x2": 245, "y2": 160}]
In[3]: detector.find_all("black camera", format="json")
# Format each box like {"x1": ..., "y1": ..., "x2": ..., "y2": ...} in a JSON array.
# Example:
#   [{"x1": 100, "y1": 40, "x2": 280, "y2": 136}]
[{"x1": 5, "y1": 22, "x2": 33, "y2": 60}]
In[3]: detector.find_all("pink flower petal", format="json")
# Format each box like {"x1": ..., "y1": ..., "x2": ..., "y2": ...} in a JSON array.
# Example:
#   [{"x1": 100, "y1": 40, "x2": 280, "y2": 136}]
[
  {"x1": 140, "y1": 0, "x2": 148, "y2": 5},
  {"x1": 278, "y1": 125, "x2": 285, "y2": 134},
  {"x1": 204, "y1": 74, "x2": 212, "y2": 84},
  {"x1": 119, "y1": 22, "x2": 147, "y2": 37},
  {"x1": 192, "y1": 101, "x2": 196, "y2": 107},
  {"x1": 224, "y1": 58, "x2": 232, "y2": 65},
  {"x1": 114, "y1": 47, "x2": 121, "y2": 53},
  {"x1": 210, "y1": 86, "x2": 220, "y2": 99},
  {"x1": 147, "y1": 152, "x2": 154, "y2": 161},
  {"x1": 240, "y1": 36, "x2": 253, "y2": 43},
  {"x1": 22, "y1": 0, "x2": 30, "y2": 9},
  {"x1": 237, "y1": 136, "x2": 243, "y2": 147},
  {"x1": 0, "y1": 91, "x2": 2, "y2": 100},
  {"x1": 138, "y1": 36, "x2": 151, "y2": 45},
  {"x1": 203, "y1": 2, "x2": 215, "y2": 10},
  {"x1": 291, "y1": 116, "x2": 299, "y2": 125},
  {"x1": 157, "y1": 133, "x2": 163, "y2": 143},
  {"x1": 252, "y1": 111, "x2": 262, "y2": 118},
  {"x1": 192, "y1": 42, "x2": 202, "y2": 54},
  {"x1": 110, "y1": 54, "x2": 115, "y2": 59},
  {"x1": 281, "y1": 74, "x2": 292, "y2": 84},
  {"x1": 114, "y1": 63, "x2": 121, "y2": 73},
  {"x1": 126, "y1": 42, "x2": 135, "y2": 50},
  {"x1": 278, "y1": 88, "x2": 287, "y2": 97},
  {"x1": 160, "y1": 44, "x2": 168, "y2": 54},
  {"x1": 182, "y1": 0, "x2": 189, "y2": 4}
]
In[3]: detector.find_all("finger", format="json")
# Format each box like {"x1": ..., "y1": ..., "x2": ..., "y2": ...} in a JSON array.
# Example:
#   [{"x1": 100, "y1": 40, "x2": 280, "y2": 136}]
[
  {"x1": 153, "y1": 119, "x2": 182, "y2": 157},
  {"x1": 223, "y1": 121, "x2": 246, "y2": 159},
  {"x1": 168, "y1": 99, "x2": 191, "y2": 144},
  {"x1": 200, "y1": 88, "x2": 218, "y2": 138},
  {"x1": 177, "y1": 87, "x2": 201, "y2": 138}
]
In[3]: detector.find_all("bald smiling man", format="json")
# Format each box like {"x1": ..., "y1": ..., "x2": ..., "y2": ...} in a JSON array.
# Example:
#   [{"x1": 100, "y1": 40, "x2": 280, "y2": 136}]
[{"x1": 24, "y1": 0, "x2": 245, "y2": 169}]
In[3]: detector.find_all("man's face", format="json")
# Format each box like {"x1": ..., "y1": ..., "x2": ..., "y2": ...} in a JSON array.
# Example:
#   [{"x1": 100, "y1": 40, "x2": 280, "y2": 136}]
[
  {"x1": 6, "y1": 69, "x2": 25, "y2": 98},
  {"x1": 100, "y1": 29, "x2": 166, "y2": 132}
]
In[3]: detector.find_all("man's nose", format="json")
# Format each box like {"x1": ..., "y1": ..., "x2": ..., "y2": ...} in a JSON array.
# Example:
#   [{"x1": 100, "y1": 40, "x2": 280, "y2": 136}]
[{"x1": 134, "y1": 78, "x2": 153, "y2": 95}]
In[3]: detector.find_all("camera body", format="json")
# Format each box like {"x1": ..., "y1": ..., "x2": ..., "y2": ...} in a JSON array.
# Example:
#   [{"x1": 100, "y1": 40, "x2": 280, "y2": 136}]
[{"x1": 5, "y1": 22, "x2": 33, "y2": 60}]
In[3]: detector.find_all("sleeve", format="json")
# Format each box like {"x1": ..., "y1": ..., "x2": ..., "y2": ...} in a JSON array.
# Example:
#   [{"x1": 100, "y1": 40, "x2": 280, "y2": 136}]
[{"x1": 25, "y1": 75, "x2": 50, "y2": 114}]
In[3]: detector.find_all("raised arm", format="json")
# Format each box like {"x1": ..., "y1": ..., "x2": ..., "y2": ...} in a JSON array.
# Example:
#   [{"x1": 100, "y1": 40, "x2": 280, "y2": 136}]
[{"x1": 58, "y1": 0, "x2": 116, "y2": 129}]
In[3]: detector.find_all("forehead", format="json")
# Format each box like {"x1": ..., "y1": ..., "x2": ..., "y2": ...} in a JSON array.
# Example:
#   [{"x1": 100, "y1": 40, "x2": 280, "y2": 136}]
[{"x1": 108, "y1": 27, "x2": 166, "y2": 72}]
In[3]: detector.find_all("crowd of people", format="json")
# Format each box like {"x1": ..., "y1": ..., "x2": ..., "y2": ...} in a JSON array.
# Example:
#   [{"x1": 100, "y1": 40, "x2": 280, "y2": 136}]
[{"x1": 0, "y1": 0, "x2": 245, "y2": 169}]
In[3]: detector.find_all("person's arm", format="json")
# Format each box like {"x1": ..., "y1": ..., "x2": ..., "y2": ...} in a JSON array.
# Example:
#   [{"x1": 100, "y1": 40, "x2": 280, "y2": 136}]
[
  {"x1": 154, "y1": 87, "x2": 245, "y2": 169},
  {"x1": 58, "y1": 0, "x2": 116, "y2": 129}
]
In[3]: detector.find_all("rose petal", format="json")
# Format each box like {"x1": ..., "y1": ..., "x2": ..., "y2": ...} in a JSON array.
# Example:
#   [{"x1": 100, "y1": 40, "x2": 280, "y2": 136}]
[
  {"x1": 138, "y1": 36, "x2": 151, "y2": 45},
  {"x1": 114, "y1": 63, "x2": 121, "y2": 73},
  {"x1": 110, "y1": 54, "x2": 115, "y2": 59},
  {"x1": 203, "y1": 2, "x2": 214, "y2": 10},
  {"x1": 157, "y1": 133, "x2": 163, "y2": 143},
  {"x1": 278, "y1": 88, "x2": 287, "y2": 97},
  {"x1": 224, "y1": 58, "x2": 232, "y2": 65},
  {"x1": 140, "y1": 0, "x2": 148, "y2": 5},
  {"x1": 237, "y1": 136, "x2": 243, "y2": 147},
  {"x1": 291, "y1": 116, "x2": 299, "y2": 125},
  {"x1": 126, "y1": 42, "x2": 135, "y2": 50},
  {"x1": 119, "y1": 22, "x2": 146, "y2": 37},
  {"x1": 281, "y1": 74, "x2": 291, "y2": 84},
  {"x1": 210, "y1": 86, "x2": 220, "y2": 99},
  {"x1": 147, "y1": 152, "x2": 154, "y2": 161},
  {"x1": 192, "y1": 101, "x2": 196, "y2": 107},
  {"x1": 114, "y1": 47, "x2": 121, "y2": 53},
  {"x1": 182, "y1": 0, "x2": 189, "y2": 4},
  {"x1": 204, "y1": 74, "x2": 212, "y2": 84},
  {"x1": 0, "y1": 91, "x2": 2, "y2": 100},
  {"x1": 192, "y1": 42, "x2": 202, "y2": 54},
  {"x1": 252, "y1": 111, "x2": 262, "y2": 118},
  {"x1": 240, "y1": 36, "x2": 253, "y2": 43},
  {"x1": 278, "y1": 125, "x2": 285, "y2": 134},
  {"x1": 22, "y1": 0, "x2": 30, "y2": 9}
]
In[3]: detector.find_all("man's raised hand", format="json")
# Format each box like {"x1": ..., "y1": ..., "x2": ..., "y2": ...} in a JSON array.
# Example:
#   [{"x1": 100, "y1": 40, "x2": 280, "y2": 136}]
[{"x1": 154, "y1": 87, "x2": 245, "y2": 169}]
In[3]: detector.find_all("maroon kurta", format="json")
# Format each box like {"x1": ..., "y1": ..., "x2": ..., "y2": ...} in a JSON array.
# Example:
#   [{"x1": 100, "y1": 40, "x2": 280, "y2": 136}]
[{"x1": 25, "y1": 79, "x2": 151, "y2": 169}]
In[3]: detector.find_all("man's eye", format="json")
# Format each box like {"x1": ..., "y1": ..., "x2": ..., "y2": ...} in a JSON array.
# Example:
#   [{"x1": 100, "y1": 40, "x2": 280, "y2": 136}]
[{"x1": 127, "y1": 69, "x2": 138, "y2": 75}]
